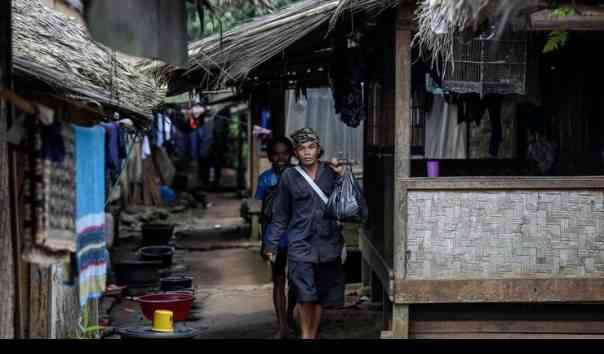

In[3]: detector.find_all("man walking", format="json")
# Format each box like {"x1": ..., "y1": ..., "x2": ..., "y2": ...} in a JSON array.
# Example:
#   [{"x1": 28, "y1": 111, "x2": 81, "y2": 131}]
[{"x1": 264, "y1": 128, "x2": 346, "y2": 340}]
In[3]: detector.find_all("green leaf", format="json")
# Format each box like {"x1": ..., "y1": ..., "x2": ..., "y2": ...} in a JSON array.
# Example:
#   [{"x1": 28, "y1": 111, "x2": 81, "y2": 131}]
[
  {"x1": 552, "y1": 7, "x2": 576, "y2": 18},
  {"x1": 543, "y1": 31, "x2": 569, "y2": 53}
]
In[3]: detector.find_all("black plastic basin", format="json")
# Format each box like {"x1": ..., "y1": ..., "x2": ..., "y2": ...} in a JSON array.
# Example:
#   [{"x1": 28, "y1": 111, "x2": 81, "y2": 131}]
[
  {"x1": 140, "y1": 246, "x2": 174, "y2": 267},
  {"x1": 141, "y1": 224, "x2": 174, "y2": 247},
  {"x1": 160, "y1": 276, "x2": 193, "y2": 292},
  {"x1": 113, "y1": 260, "x2": 162, "y2": 288}
]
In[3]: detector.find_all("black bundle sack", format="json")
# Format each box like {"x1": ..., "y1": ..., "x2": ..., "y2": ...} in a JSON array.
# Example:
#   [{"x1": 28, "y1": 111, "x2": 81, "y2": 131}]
[{"x1": 326, "y1": 168, "x2": 367, "y2": 223}]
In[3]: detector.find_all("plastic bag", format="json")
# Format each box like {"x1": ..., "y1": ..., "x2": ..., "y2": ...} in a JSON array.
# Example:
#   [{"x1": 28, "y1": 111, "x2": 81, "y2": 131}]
[{"x1": 326, "y1": 168, "x2": 367, "y2": 222}]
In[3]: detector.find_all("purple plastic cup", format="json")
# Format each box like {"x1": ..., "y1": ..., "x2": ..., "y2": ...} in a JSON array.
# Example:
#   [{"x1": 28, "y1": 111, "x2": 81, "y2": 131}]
[{"x1": 427, "y1": 160, "x2": 439, "y2": 177}]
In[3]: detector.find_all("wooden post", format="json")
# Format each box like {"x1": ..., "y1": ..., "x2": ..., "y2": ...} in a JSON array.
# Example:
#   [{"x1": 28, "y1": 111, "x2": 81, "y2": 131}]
[
  {"x1": 392, "y1": 7, "x2": 412, "y2": 339},
  {"x1": 0, "y1": 0, "x2": 15, "y2": 339}
]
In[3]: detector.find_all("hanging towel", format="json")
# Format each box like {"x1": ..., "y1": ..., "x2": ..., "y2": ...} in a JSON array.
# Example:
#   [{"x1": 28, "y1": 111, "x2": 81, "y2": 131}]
[
  {"x1": 74, "y1": 125, "x2": 107, "y2": 308},
  {"x1": 142, "y1": 136, "x2": 151, "y2": 159},
  {"x1": 22, "y1": 120, "x2": 75, "y2": 265}
]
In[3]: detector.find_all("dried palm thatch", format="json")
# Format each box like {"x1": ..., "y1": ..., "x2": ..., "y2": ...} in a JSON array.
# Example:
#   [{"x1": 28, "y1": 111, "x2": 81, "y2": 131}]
[
  {"x1": 56, "y1": 0, "x2": 278, "y2": 17},
  {"x1": 153, "y1": 0, "x2": 398, "y2": 91},
  {"x1": 328, "y1": 0, "x2": 399, "y2": 32},
  {"x1": 13, "y1": 0, "x2": 163, "y2": 121},
  {"x1": 413, "y1": 0, "x2": 544, "y2": 73},
  {"x1": 204, "y1": 0, "x2": 277, "y2": 13}
]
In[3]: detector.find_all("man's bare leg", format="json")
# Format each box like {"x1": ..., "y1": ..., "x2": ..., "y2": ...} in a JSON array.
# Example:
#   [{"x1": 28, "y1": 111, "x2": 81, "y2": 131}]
[
  {"x1": 299, "y1": 303, "x2": 318, "y2": 339},
  {"x1": 311, "y1": 305, "x2": 322, "y2": 339}
]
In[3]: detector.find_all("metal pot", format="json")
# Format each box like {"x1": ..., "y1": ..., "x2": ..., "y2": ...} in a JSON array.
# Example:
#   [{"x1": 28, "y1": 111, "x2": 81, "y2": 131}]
[
  {"x1": 113, "y1": 260, "x2": 163, "y2": 288},
  {"x1": 140, "y1": 246, "x2": 174, "y2": 267},
  {"x1": 160, "y1": 276, "x2": 193, "y2": 292},
  {"x1": 141, "y1": 223, "x2": 175, "y2": 247}
]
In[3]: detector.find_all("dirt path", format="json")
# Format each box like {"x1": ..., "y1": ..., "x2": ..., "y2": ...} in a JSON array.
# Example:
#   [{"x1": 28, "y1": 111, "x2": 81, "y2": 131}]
[{"x1": 107, "y1": 191, "x2": 383, "y2": 339}]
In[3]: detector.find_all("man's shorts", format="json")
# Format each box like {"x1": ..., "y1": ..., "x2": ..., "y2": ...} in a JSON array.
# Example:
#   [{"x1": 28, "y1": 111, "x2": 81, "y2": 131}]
[{"x1": 288, "y1": 259, "x2": 345, "y2": 308}]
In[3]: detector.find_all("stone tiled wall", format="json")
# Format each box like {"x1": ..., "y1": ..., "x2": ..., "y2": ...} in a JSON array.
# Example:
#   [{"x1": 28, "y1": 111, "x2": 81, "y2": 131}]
[{"x1": 406, "y1": 191, "x2": 604, "y2": 279}]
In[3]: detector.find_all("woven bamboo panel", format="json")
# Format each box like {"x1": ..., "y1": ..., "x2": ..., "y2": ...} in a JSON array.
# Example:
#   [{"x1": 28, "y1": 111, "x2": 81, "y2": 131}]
[{"x1": 406, "y1": 191, "x2": 604, "y2": 279}]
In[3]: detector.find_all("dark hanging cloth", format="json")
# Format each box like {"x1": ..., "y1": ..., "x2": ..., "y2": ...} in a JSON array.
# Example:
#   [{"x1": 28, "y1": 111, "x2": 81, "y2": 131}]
[
  {"x1": 117, "y1": 125, "x2": 128, "y2": 160},
  {"x1": 40, "y1": 119, "x2": 66, "y2": 163},
  {"x1": 171, "y1": 111, "x2": 194, "y2": 134},
  {"x1": 171, "y1": 126, "x2": 190, "y2": 159},
  {"x1": 487, "y1": 97, "x2": 503, "y2": 157},
  {"x1": 100, "y1": 122, "x2": 120, "y2": 172},
  {"x1": 455, "y1": 94, "x2": 503, "y2": 157},
  {"x1": 189, "y1": 129, "x2": 200, "y2": 161},
  {"x1": 330, "y1": 34, "x2": 367, "y2": 128},
  {"x1": 411, "y1": 50, "x2": 438, "y2": 114}
]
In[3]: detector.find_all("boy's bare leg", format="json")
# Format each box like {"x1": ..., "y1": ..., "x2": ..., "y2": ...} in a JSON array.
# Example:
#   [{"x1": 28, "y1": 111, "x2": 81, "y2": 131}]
[{"x1": 273, "y1": 273, "x2": 289, "y2": 338}]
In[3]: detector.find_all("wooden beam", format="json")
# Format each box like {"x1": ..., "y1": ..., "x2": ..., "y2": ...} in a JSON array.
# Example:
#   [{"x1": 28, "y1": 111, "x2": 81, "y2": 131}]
[
  {"x1": 394, "y1": 12, "x2": 412, "y2": 283},
  {"x1": 358, "y1": 229, "x2": 394, "y2": 299},
  {"x1": 0, "y1": 0, "x2": 15, "y2": 339},
  {"x1": 395, "y1": 278, "x2": 604, "y2": 304},
  {"x1": 413, "y1": 320, "x2": 604, "y2": 335},
  {"x1": 399, "y1": 176, "x2": 604, "y2": 191},
  {"x1": 531, "y1": 7, "x2": 604, "y2": 31},
  {"x1": 413, "y1": 333, "x2": 604, "y2": 339},
  {"x1": 392, "y1": 7, "x2": 413, "y2": 339},
  {"x1": 392, "y1": 304, "x2": 410, "y2": 339}
]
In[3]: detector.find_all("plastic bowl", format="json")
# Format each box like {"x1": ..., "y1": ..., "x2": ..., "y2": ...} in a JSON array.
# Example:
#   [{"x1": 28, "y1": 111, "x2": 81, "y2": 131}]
[
  {"x1": 140, "y1": 246, "x2": 174, "y2": 267},
  {"x1": 137, "y1": 293, "x2": 194, "y2": 321}
]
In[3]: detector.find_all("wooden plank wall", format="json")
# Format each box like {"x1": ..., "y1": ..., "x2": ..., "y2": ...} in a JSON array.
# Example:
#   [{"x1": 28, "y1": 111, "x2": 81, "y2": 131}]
[
  {"x1": 410, "y1": 303, "x2": 604, "y2": 339},
  {"x1": 0, "y1": 0, "x2": 15, "y2": 339}
]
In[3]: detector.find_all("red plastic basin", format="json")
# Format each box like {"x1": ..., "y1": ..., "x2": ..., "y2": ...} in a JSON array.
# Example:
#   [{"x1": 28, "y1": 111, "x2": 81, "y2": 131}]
[{"x1": 137, "y1": 293, "x2": 194, "y2": 321}]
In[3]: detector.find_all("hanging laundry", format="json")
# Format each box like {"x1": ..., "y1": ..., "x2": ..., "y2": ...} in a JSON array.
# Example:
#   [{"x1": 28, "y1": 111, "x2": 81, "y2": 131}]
[
  {"x1": 188, "y1": 111, "x2": 199, "y2": 129},
  {"x1": 330, "y1": 34, "x2": 367, "y2": 128},
  {"x1": 153, "y1": 112, "x2": 173, "y2": 147},
  {"x1": 100, "y1": 122, "x2": 121, "y2": 172},
  {"x1": 36, "y1": 103, "x2": 55, "y2": 126},
  {"x1": 22, "y1": 119, "x2": 75, "y2": 265},
  {"x1": 142, "y1": 135, "x2": 151, "y2": 159},
  {"x1": 117, "y1": 124, "x2": 127, "y2": 160},
  {"x1": 189, "y1": 129, "x2": 200, "y2": 161},
  {"x1": 451, "y1": 94, "x2": 504, "y2": 157},
  {"x1": 171, "y1": 125, "x2": 190, "y2": 159},
  {"x1": 425, "y1": 95, "x2": 468, "y2": 159},
  {"x1": 171, "y1": 111, "x2": 193, "y2": 134},
  {"x1": 7, "y1": 112, "x2": 27, "y2": 145},
  {"x1": 40, "y1": 119, "x2": 66, "y2": 163},
  {"x1": 74, "y1": 125, "x2": 107, "y2": 308}
]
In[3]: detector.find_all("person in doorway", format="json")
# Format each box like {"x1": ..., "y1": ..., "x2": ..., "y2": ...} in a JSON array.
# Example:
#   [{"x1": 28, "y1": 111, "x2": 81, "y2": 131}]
[
  {"x1": 256, "y1": 136, "x2": 296, "y2": 339},
  {"x1": 264, "y1": 128, "x2": 346, "y2": 340}
]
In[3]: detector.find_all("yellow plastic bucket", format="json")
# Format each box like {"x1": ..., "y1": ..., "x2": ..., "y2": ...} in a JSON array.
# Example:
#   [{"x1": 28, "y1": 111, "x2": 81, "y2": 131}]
[{"x1": 151, "y1": 310, "x2": 174, "y2": 333}]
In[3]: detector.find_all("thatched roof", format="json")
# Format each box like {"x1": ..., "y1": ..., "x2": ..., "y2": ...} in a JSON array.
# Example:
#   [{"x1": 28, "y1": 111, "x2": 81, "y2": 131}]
[
  {"x1": 152, "y1": 0, "x2": 399, "y2": 92},
  {"x1": 57, "y1": 0, "x2": 278, "y2": 16},
  {"x1": 13, "y1": 0, "x2": 163, "y2": 120}
]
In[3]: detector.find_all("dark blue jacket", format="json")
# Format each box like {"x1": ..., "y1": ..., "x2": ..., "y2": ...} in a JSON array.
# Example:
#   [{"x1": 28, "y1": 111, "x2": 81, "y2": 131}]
[{"x1": 266, "y1": 162, "x2": 343, "y2": 263}]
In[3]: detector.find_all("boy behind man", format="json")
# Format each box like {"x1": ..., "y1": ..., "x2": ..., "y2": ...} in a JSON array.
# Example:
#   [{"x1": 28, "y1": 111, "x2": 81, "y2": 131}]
[{"x1": 256, "y1": 136, "x2": 296, "y2": 338}]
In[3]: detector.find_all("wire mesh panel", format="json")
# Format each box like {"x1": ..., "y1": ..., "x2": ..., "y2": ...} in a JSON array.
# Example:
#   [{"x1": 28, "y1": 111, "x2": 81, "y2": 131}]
[{"x1": 443, "y1": 31, "x2": 528, "y2": 96}]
